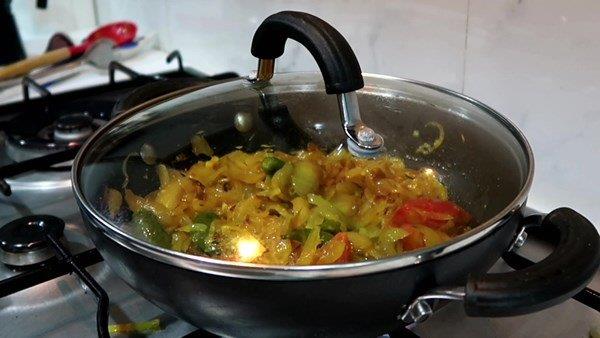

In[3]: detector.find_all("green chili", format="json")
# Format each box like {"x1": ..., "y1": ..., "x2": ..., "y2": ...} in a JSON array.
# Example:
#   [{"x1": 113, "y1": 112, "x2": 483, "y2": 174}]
[
  {"x1": 132, "y1": 209, "x2": 171, "y2": 248},
  {"x1": 261, "y1": 156, "x2": 285, "y2": 175}
]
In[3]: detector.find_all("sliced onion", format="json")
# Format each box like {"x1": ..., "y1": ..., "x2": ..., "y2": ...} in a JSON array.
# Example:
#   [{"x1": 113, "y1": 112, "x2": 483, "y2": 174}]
[
  {"x1": 416, "y1": 121, "x2": 445, "y2": 155},
  {"x1": 191, "y1": 134, "x2": 214, "y2": 157},
  {"x1": 157, "y1": 164, "x2": 170, "y2": 187},
  {"x1": 105, "y1": 188, "x2": 122, "y2": 218},
  {"x1": 121, "y1": 152, "x2": 136, "y2": 189},
  {"x1": 140, "y1": 143, "x2": 157, "y2": 165}
]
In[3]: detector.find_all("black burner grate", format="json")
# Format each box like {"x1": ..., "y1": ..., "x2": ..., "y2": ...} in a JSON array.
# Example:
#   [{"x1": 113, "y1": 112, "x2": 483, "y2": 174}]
[
  {"x1": 0, "y1": 50, "x2": 238, "y2": 196},
  {"x1": 0, "y1": 216, "x2": 109, "y2": 337}
]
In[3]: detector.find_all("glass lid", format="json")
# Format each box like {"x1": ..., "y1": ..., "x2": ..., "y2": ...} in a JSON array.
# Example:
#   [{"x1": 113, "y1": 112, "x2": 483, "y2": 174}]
[{"x1": 73, "y1": 11, "x2": 532, "y2": 272}]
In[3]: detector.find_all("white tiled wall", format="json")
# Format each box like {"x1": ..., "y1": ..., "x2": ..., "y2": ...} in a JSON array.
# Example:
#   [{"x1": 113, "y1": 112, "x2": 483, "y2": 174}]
[
  {"x1": 11, "y1": 0, "x2": 96, "y2": 54},
  {"x1": 463, "y1": 0, "x2": 600, "y2": 221},
  {"x1": 11, "y1": 0, "x2": 600, "y2": 224},
  {"x1": 95, "y1": 0, "x2": 470, "y2": 91}
]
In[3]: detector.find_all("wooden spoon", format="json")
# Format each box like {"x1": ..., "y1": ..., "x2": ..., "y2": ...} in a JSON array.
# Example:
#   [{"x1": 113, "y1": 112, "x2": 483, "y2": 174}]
[{"x1": 0, "y1": 21, "x2": 136, "y2": 81}]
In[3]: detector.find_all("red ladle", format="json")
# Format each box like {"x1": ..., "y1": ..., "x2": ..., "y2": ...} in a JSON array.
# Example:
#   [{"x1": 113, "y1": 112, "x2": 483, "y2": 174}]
[{"x1": 0, "y1": 21, "x2": 137, "y2": 81}]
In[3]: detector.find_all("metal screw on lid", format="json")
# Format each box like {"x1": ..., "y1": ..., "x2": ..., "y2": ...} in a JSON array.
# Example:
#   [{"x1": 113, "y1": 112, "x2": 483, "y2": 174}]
[
  {"x1": 355, "y1": 125, "x2": 384, "y2": 149},
  {"x1": 357, "y1": 127, "x2": 376, "y2": 143},
  {"x1": 234, "y1": 111, "x2": 253, "y2": 133},
  {"x1": 337, "y1": 92, "x2": 385, "y2": 157}
]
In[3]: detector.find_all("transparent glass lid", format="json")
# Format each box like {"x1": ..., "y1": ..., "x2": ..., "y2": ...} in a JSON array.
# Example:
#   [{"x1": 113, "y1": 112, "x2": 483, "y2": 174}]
[{"x1": 76, "y1": 72, "x2": 530, "y2": 246}]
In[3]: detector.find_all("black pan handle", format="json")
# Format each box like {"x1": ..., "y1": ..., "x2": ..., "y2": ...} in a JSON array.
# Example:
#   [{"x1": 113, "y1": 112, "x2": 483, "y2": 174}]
[
  {"x1": 464, "y1": 207, "x2": 600, "y2": 316},
  {"x1": 251, "y1": 11, "x2": 364, "y2": 94}
]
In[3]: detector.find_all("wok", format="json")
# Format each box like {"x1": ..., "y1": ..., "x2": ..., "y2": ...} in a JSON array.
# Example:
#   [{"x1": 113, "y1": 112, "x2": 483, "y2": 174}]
[{"x1": 72, "y1": 11, "x2": 600, "y2": 337}]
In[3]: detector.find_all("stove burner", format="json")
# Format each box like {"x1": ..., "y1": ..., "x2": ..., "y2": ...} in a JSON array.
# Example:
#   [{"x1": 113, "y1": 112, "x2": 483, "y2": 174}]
[
  {"x1": 2, "y1": 98, "x2": 113, "y2": 162},
  {"x1": 0, "y1": 215, "x2": 65, "y2": 266},
  {"x1": 53, "y1": 113, "x2": 94, "y2": 143}
]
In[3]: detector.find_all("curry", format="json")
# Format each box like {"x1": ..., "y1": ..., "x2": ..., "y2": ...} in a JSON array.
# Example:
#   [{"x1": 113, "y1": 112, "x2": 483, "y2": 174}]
[{"x1": 107, "y1": 144, "x2": 471, "y2": 265}]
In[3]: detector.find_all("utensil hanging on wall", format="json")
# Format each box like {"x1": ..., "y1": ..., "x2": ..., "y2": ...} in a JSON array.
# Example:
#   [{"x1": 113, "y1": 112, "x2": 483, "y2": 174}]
[{"x1": 0, "y1": 21, "x2": 137, "y2": 81}]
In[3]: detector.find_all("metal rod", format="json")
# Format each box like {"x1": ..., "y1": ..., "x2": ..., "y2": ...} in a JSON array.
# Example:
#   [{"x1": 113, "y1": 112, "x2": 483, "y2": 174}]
[
  {"x1": 0, "y1": 146, "x2": 79, "y2": 178},
  {"x1": 166, "y1": 50, "x2": 184, "y2": 73},
  {"x1": 256, "y1": 58, "x2": 274, "y2": 82},
  {"x1": 337, "y1": 92, "x2": 362, "y2": 129},
  {"x1": 0, "y1": 248, "x2": 103, "y2": 297},
  {"x1": 109, "y1": 61, "x2": 144, "y2": 84},
  {"x1": 337, "y1": 92, "x2": 384, "y2": 154},
  {"x1": 45, "y1": 235, "x2": 109, "y2": 338},
  {"x1": 22, "y1": 76, "x2": 51, "y2": 102}
]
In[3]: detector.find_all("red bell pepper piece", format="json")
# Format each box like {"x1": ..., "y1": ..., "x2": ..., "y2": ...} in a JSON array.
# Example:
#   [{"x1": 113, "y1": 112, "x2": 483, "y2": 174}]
[
  {"x1": 401, "y1": 225, "x2": 425, "y2": 250},
  {"x1": 392, "y1": 198, "x2": 471, "y2": 229},
  {"x1": 333, "y1": 233, "x2": 352, "y2": 263}
]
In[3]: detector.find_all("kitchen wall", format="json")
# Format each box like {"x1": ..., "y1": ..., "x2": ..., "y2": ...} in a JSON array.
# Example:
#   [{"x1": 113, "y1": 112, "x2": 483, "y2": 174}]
[
  {"x1": 94, "y1": 0, "x2": 469, "y2": 91},
  {"x1": 11, "y1": 0, "x2": 96, "y2": 54},
  {"x1": 11, "y1": 0, "x2": 600, "y2": 223}
]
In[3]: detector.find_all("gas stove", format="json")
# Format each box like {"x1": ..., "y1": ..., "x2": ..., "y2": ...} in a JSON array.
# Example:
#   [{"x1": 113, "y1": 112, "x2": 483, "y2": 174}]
[
  {"x1": 0, "y1": 51, "x2": 236, "y2": 196},
  {"x1": 0, "y1": 51, "x2": 598, "y2": 338}
]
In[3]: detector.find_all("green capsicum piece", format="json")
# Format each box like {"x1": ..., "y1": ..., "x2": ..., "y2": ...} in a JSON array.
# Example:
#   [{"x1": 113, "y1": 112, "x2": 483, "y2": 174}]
[
  {"x1": 191, "y1": 212, "x2": 220, "y2": 255},
  {"x1": 261, "y1": 156, "x2": 285, "y2": 175},
  {"x1": 132, "y1": 209, "x2": 171, "y2": 248}
]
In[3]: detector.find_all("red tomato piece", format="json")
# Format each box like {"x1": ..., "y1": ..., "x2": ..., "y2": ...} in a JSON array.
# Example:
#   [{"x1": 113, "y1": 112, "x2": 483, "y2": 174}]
[
  {"x1": 334, "y1": 233, "x2": 352, "y2": 263},
  {"x1": 401, "y1": 225, "x2": 425, "y2": 250},
  {"x1": 392, "y1": 198, "x2": 471, "y2": 229}
]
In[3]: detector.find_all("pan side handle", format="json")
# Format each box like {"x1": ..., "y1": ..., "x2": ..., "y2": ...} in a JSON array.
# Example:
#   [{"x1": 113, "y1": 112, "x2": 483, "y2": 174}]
[{"x1": 401, "y1": 208, "x2": 600, "y2": 323}]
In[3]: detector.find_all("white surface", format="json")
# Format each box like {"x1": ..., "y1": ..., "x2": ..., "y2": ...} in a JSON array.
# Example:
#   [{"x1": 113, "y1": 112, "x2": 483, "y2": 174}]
[
  {"x1": 95, "y1": 0, "x2": 469, "y2": 91},
  {"x1": 463, "y1": 0, "x2": 600, "y2": 226},
  {"x1": 12, "y1": 0, "x2": 599, "y2": 227},
  {"x1": 0, "y1": 49, "x2": 177, "y2": 104},
  {"x1": 11, "y1": 0, "x2": 96, "y2": 55}
]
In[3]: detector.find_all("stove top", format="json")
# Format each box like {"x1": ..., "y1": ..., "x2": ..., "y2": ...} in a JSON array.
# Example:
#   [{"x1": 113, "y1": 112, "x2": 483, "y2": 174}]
[
  {"x1": 0, "y1": 50, "x2": 598, "y2": 338},
  {"x1": 2, "y1": 184, "x2": 598, "y2": 337},
  {"x1": 0, "y1": 52, "x2": 237, "y2": 336},
  {"x1": 0, "y1": 51, "x2": 237, "y2": 195}
]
